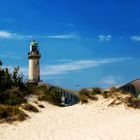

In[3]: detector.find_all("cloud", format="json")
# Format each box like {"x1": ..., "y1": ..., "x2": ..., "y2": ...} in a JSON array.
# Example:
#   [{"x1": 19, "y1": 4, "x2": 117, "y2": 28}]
[
  {"x1": 131, "y1": 36, "x2": 140, "y2": 41},
  {"x1": 98, "y1": 34, "x2": 112, "y2": 42},
  {"x1": 0, "y1": 30, "x2": 32, "y2": 39},
  {"x1": 0, "y1": 31, "x2": 11, "y2": 38},
  {"x1": 54, "y1": 59, "x2": 72, "y2": 63},
  {"x1": 45, "y1": 34, "x2": 80, "y2": 40},
  {"x1": 0, "y1": 30, "x2": 80, "y2": 41},
  {"x1": 0, "y1": 54, "x2": 21, "y2": 59},
  {"x1": 101, "y1": 76, "x2": 119, "y2": 86},
  {"x1": 41, "y1": 57, "x2": 131, "y2": 76},
  {"x1": 4, "y1": 57, "x2": 131, "y2": 78}
]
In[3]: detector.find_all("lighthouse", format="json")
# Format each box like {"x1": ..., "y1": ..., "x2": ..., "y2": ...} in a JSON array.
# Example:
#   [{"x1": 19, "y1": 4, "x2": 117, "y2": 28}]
[{"x1": 28, "y1": 40, "x2": 41, "y2": 84}]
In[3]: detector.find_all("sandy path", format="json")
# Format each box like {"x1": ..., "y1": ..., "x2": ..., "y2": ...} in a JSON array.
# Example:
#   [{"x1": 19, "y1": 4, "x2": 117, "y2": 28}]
[{"x1": 0, "y1": 98, "x2": 140, "y2": 140}]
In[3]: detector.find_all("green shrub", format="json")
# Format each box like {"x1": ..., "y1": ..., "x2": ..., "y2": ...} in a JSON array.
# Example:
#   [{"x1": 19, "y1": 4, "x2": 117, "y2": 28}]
[
  {"x1": 0, "y1": 67, "x2": 35, "y2": 106},
  {"x1": 0, "y1": 87, "x2": 27, "y2": 105},
  {"x1": 0, "y1": 105, "x2": 28, "y2": 123},
  {"x1": 35, "y1": 85, "x2": 63, "y2": 106},
  {"x1": 0, "y1": 67, "x2": 25, "y2": 91},
  {"x1": 21, "y1": 103, "x2": 39, "y2": 112}
]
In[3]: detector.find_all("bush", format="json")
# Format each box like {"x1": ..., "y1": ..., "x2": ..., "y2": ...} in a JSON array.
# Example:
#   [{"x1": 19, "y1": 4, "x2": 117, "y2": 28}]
[
  {"x1": 0, "y1": 87, "x2": 27, "y2": 105},
  {"x1": 0, "y1": 67, "x2": 34, "y2": 106},
  {"x1": 92, "y1": 88, "x2": 102, "y2": 95},
  {"x1": 0, "y1": 67, "x2": 25, "y2": 91},
  {"x1": 0, "y1": 105, "x2": 28, "y2": 123},
  {"x1": 102, "y1": 87, "x2": 120, "y2": 98},
  {"x1": 35, "y1": 85, "x2": 63, "y2": 106},
  {"x1": 79, "y1": 88, "x2": 99, "y2": 104},
  {"x1": 125, "y1": 96, "x2": 140, "y2": 109},
  {"x1": 21, "y1": 103, "x2": 39, "y2": 112}
]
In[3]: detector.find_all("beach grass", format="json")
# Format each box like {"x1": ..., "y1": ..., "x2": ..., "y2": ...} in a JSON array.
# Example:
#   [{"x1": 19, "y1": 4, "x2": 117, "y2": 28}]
[{"x1": 0, "y1": 105, "x2": 28, "y2": 123}]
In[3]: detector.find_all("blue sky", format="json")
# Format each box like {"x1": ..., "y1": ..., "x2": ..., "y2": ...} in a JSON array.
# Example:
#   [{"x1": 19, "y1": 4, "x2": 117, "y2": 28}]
[{"x1": 0, "y1": 0, "x2": 140, "y2": 89}]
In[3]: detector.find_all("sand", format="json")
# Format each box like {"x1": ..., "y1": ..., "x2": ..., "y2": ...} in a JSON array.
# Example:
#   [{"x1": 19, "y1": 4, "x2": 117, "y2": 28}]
[{"x1": 0, "y1": 97, "x2": 140, "y2": 140}]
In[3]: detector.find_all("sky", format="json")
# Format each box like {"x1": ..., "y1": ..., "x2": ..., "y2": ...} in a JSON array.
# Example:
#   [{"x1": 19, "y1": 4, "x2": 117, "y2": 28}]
[{"x1": 0, "y1": 0, "x2": 140, "y2": 90}]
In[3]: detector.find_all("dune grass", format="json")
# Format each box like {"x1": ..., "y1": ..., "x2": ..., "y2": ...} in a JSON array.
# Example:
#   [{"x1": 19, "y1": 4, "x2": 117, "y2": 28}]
[
  {"x1": 103, "y1": 88, "x2": 140, "y2": 109},
  {"x1": 21, "y1": 103, "x2": 39, "y2": 113},
  {"x1": 0, "y1": 105, "x2": 28, "y2": 123},
  {"x1": 79, "y1": 88, "x2": 102, "y2": 104},
  {"x1": 34, "y1": 85, "x2": 63, "y2": 106}
]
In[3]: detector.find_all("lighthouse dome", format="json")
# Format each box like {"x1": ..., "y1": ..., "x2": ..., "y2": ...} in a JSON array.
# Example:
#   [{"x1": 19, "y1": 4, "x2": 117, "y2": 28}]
[{"x1": 30, "y1": 40, "x2": 38, "y2": 47}]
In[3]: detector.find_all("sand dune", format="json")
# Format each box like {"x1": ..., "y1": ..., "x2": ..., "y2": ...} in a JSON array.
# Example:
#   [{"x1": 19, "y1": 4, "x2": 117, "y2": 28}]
[{"x1": 0, "y1": 97, "x2": 140, "y2": 140}]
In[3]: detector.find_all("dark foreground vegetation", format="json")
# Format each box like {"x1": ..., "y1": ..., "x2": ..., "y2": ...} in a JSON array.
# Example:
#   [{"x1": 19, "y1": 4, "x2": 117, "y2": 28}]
[
  {"x1": 0, "y1": 67, "x2": 77, "y2": 123},
  {"x1": 34, "y1": 85, "x2": 63, "y2": 106},
  {"x1": 0, "y1": 67, "x2": 30, "y2": 123}
]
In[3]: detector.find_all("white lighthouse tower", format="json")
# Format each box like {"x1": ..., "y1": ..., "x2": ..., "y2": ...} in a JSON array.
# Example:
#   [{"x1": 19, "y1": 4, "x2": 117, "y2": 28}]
[{"x1": 28, "y1": 40, "x2": 41, "y2": 84}]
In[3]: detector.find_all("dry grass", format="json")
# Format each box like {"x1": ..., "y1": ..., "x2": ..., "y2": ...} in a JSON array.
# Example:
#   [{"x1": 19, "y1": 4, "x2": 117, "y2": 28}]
[
  {"x1": 79, "y1": 86, "x2": 140, "y2": 110},
  {"x1": 38, "y1": 104, "x2": 45, "y2": 108},
  {"x1": 125, "y1": 96, "x2": 140, "y2": 109},
  {"x1": 0, "y1": 105, "x2": 28, "y2": 123},
  {"x1": 106, "y1": 91, "x2": 140, "y2": 109},
  {"x1": 21, "y1": 103, "x2": 39, "y2": 113},
  {"x1": 79, "y1": 88, "x2": 102, "y2": 104}
]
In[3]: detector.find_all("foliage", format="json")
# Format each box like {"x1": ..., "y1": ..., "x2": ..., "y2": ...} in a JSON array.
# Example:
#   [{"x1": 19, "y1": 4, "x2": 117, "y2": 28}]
[
  {"x1": 125, "y1": 96, "x2": 140, "y2": 109},
  {"x1": 0, "y1": 87, "x2": 27, "y2": 105},
  {"x1": 79, "y1": 88, "x2": 101, "y2": 104},
  {"x1": 92, "y1": 88, "x2": 102, "y2": 95},
  {"x1": 21, "y1": 103, "x2": 39, "y2": 112},
  {"x1": 35, "y1": 85, "x2": 64, "y2": 106},
  {"x1": 0, "y1": 67, "x2": 33, "y2": 122},
  {"x1": 0, "y1": 67, "x2": 32, "y2": 106},
  {"x1": 102, "y1": 87, "x2": 120, "y2": 98},
  {"x1": 0, "y1": 67, "x2": 25, "y2": 91},
  {"x1": 0, "y1": 105, "x2": 28, "y2": 123}
]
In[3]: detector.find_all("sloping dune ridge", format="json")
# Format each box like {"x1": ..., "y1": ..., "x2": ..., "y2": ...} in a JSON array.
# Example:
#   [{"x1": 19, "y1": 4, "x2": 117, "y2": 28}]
[{"x1": 0, "y1": 96, "x2": 140, "y2": 140}]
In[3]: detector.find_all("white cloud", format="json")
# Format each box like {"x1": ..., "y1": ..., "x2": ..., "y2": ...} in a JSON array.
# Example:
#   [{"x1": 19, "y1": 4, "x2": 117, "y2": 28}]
[
  {"x1": 41, "y1": 57, "x2": 131, "y2": 76},
  {"x1": 101, "y1": 76, "x2": 119, "y2": 86},
  {"x1": 131, "y1": 36, "x2": 140, "y2": 41},
  {"x1": 0, "y1": 31, "x2": 12, "y2": 38},
  {"x1": 4, "y1": 57, "x2": 131, "y2": 78},
  {"x1": 0, "y1": 30, "x2": 80, "y2": 41},
  {"x1": 0, "y1": 54, "x2": 21, "y2": 59},
  {"x1": 0, "y1": 30, "x2": 32, "y2": 39},
  {"x1": 46, "y1": 34, "x2": 80, "y2": 40},
  {"x1": 54, "y1": 59, "x2": 72, "y2": 63},
  {"x1": 98, "y1": 34, "x2": 112, "y2": 42}
]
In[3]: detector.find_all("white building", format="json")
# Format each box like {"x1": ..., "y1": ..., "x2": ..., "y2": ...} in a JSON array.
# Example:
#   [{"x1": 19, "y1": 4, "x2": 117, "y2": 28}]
[{"x1": 28, "y1": 40, "x2": 41, "y2": 84}]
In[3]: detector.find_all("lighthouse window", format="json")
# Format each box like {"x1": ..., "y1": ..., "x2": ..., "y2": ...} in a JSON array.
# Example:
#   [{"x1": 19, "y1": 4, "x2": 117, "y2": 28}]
[
  {"x1": 37, "y1": 60, "x2": 39, "y2": 65},
  {"x1": 32, "y1": 46, "x2": 37, "y2": 51}
]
